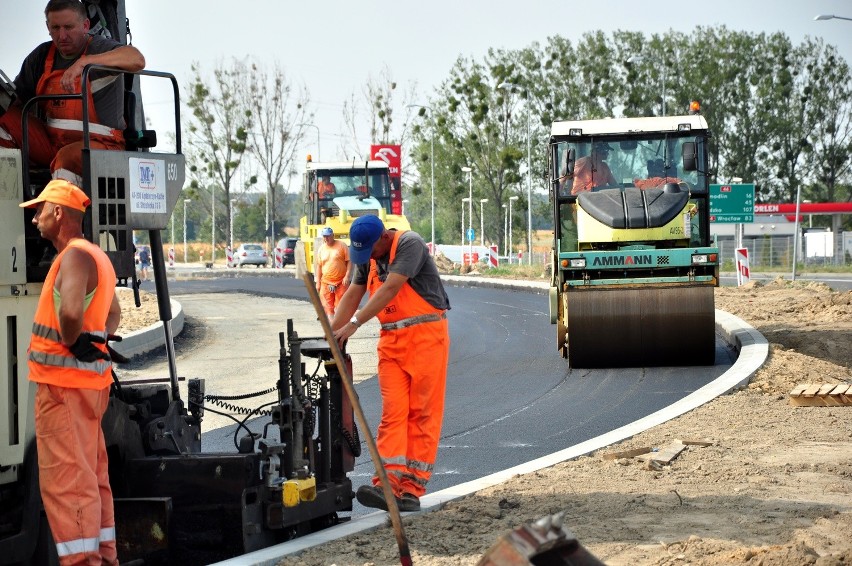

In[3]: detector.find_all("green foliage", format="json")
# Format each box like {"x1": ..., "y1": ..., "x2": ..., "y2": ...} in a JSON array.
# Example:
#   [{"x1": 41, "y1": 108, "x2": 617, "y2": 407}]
[{"x1": 404, "y1": 26, "x2": 852, "y2": 247}]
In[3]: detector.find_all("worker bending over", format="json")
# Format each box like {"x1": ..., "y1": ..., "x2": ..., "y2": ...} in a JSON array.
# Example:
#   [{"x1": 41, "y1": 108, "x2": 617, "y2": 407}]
[{"x1": 332, "y1": 215, "x2": 450, "y2": 512}]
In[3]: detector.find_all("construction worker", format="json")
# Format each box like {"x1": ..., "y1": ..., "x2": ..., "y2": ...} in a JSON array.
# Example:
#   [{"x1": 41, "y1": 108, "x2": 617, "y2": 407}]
[
  {"x1": 315, "y1": 226, "x2": 350, "y2": 316},
  {"x1": 0, "y1": 0, "x2": 145, "y2": 185},
  {"x1": 331, "y1": 215, "x2": 450, "y2": 513},
  {"x1": 19, "y1": 179, "x2": 122, "y2": 565},
  {"x1": 317, "y1": 175, "x2": 336, "y2": 199},
  {"x1": 569, "y1": 142, "x2": 618, "y2": 194}
]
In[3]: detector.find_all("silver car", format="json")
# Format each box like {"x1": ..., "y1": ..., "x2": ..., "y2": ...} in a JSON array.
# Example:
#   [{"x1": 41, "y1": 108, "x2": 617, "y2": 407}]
[{"x1": 230, "y1": 243, "x2": 268, "y2": 268}]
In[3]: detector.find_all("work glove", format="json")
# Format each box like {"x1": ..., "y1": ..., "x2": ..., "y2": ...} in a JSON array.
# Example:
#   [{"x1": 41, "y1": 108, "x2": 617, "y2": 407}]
[
  {"x1": 67, "y1": 332, "x2": 110, "y2": 363},
  {"x1": 106, "y1": 334, "x2": 130, "y2": 364},
  {"x1": 328, "y1": 284, "x2": 337, "y2": 293}
]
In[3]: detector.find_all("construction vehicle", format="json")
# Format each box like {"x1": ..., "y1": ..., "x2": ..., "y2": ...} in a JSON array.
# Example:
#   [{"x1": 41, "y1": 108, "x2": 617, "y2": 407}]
[
  {"x1": 0, "y1": 3, "x2": 357, "y2": 563},
  {"x1": 548, "y1": 108, "x2": 720, "y2": 368},
  {"x1": 299, "y1": 157, "x2": 410, "y2": 272}
]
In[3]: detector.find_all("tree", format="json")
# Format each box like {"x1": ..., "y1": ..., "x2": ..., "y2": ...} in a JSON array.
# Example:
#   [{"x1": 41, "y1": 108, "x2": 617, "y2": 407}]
[
  {"x1": 185, "y1": 60, "x2": 253, "y2": 255},
  {"x1": 239, "y1": 59, "x2": 312, "y2": 245},
  {"x1": 341, "y1": 65, "x2": 418, "y2": 159}
]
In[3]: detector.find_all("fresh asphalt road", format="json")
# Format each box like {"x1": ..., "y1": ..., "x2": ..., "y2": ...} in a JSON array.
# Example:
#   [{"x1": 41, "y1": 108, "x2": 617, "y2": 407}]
[{"x1": 160, "y1": 274, "x2": 736, "y2": 514}]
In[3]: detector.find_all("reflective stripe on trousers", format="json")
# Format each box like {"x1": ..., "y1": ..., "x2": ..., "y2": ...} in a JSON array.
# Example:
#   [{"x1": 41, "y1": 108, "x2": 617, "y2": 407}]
[
  {"x1": 373, "y1": 317, "x2": 449, "y2": 498},
  {"x1": 35, "y1": 384, "x2": 117, "y2": 566}
]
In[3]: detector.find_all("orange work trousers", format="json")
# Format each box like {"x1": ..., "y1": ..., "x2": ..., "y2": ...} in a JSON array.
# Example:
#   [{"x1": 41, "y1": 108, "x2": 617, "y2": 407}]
[
  {"x1": 0, "y1": 107, "x2": 121, "y2": 180},
  {"x1": 319, "y1": 281, "x2": 347, "y2": 316},
  {"x1": 373, "y1": 318, "x2": 449, "y2": 498},
  {"x1": 35, "y1": 384, "x2": 117, "y2": 566}
]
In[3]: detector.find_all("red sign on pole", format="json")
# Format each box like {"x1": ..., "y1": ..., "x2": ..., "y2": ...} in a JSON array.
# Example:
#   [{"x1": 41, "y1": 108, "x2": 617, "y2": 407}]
[{"x1": 371, "y1": 144, "x2": 403, "y2": 214}]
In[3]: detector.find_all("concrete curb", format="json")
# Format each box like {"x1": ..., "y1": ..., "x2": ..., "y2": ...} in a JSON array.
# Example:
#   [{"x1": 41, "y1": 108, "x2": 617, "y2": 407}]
[
  {"x1": 209, "y1": 286, "x2": 769, "y2": 565},
  {"x1": 111, "y1": 297, "x2": 184, "y2": 359}
]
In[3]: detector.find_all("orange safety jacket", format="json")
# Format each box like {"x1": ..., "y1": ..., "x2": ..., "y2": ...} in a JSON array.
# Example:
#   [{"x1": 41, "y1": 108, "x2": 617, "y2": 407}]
[
  {"x1": 367, "y1": 230, "x2": 449, "y2": 496},
  {"x1": 36, "y1": 40, "x2": 124, "y2": 150},
  {"x1": 28, "y1": 239, "x2": 116, "y2": 390},
  {"x1": 367, "y1": 230, "x2": 446, "y2": 329}
]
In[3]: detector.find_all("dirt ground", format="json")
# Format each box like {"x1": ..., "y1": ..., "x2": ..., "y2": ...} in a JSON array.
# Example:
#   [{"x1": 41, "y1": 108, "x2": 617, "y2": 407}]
[{"x1": 117, "y1": 278, "x2": 852, "y2": 566}]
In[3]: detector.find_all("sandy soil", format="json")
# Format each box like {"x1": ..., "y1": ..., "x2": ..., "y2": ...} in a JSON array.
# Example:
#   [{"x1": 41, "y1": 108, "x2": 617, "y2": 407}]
[{"x1": 117, "y1": 278, "x2": 852, "y2": 566}]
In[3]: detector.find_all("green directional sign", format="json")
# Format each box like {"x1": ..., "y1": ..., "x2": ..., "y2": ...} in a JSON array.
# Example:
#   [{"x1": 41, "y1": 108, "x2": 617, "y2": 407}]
[{"x1": 709, "y1": 183, "x2": 754, "y2": 223}]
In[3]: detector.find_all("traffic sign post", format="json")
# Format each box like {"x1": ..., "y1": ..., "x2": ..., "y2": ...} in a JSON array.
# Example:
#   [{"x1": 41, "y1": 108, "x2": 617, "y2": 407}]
[
  {"x1": 466, "y1": 228, "x2": 475, "y2": 242},
  {"x1": 709, "y1": 184, "x2": 755, "y2": 223}
]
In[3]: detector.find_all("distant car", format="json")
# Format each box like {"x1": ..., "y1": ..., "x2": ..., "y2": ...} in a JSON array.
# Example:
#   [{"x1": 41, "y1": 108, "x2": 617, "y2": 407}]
[
  {"x1": 230, "y1": 243, "x2": 268, "y2": 268},
  {"x1": 277, "y1": 237, "x2": 299, "y2": 266}
]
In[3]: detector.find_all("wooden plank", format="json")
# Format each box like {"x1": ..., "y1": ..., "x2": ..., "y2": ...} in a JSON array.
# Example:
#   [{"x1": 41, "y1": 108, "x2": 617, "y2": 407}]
[
  {"x1": 600, "y1": 447, "x2": 652, "y2": 460},
  {"x1": 675, "y1": 439, "x2": 714, "y2": 447},
  {"x1": 790, "y1": 384, "x2": 809, "y2": 396},
  {"x1": 790, "y1": 395, "x2": 825, "y2": 407},
  {"x1": 637, "y1": 441, "x2": 686, "y2": 465},
  {"x1": 803, "y1": 384, "x2": 822, "y2": 397},
  {"x1": 818, "y1": 384, "x2": 837, "y2": 396},
  {"x1": 829, "y1": 384, "x2": 849, "y2": 396},
  {"x1": 789, "y1": 383, "x2": 852, "y2": 407}
]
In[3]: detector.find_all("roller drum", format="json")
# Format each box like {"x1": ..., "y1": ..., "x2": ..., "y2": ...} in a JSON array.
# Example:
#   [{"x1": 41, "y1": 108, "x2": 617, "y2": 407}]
[{"x1": 566, "y1": 284, "x2": 715, "y2": 368}]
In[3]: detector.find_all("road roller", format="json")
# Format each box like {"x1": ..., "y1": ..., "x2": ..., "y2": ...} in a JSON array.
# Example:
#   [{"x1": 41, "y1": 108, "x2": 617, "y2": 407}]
[{"x1": 548, "y1": 108, "x2": 719, "y2": 368}]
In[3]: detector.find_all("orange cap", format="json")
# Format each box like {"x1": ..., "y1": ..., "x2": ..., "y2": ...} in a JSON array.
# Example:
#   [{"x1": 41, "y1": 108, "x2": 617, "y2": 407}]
[{"x1": 20, "y1": 179, "x2": 91, "y2": 212}]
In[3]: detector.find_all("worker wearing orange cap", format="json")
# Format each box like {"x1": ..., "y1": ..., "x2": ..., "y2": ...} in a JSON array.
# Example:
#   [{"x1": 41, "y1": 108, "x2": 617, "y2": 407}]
[
  {"x1": 315, "y1": 226, "x2": 351, "y2": 316},
  {"x1": 20, "y1": 179, "x2": 122, "y2": 565},
  {"x1": 331, "y1": 215, "x2": 450, "y2": 513}
]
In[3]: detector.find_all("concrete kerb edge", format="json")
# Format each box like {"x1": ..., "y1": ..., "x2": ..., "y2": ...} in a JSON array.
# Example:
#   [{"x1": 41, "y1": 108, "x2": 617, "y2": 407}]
[
  {"x1": 211, "y1": 282, "x2": 769, "y2": 566},
  {"x1": 111, "y1": 296, "x2": 184, "y2": 359}
]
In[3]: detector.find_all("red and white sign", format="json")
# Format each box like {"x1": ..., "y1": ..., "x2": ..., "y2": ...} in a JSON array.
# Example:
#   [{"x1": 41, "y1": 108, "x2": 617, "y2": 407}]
[
  {"x1": 168, "y1": 247, "x2": 175, "y2": 268},
  {"x1": 371, "y1": 144, "x2": 401, "y2": 175},
  {"x1": 488, "y1": 245, "x2": 498, "y2": 268},
  {"x1": 371, "y1": 144, "x2": 403, "y2": 214},
  {"x1": 735, "y1": 248, "x2": 750, "y2": 286}
]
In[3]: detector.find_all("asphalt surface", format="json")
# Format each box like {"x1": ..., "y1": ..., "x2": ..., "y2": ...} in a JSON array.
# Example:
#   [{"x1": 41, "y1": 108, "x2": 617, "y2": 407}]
[
  {"x1": 138, "y1": 269, "x2": 735, "y2": 507},
  {"x1": 119, "y1": 264, "x2": 843, "y2": 565}
]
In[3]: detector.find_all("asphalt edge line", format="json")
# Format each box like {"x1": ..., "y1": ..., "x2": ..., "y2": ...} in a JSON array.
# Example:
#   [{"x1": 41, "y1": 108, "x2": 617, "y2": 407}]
[{"x1": 211, "y1": 308, "x2": 768, "y2": 566}]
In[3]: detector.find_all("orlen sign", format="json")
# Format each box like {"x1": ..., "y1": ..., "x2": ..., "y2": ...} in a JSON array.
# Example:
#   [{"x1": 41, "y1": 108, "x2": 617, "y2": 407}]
[{"x1": 371, "y1": 144, "x2": 403, "y2": 214}]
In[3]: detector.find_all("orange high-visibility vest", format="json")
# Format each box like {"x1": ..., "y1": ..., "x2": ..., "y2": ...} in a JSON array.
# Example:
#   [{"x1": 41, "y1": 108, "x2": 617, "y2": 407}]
[
  {"x1": 36, "y1": 41, "x2": 124, "y2": 149},
  {"x1": 366, "y1": 230, "x2": 446, "y2": 326},
  {"x1": 28, "y1": 238, "x2": 116, "y2": 390}
]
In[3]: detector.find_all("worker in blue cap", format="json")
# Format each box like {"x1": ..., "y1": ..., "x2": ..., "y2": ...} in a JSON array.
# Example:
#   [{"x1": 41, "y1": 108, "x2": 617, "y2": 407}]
[{"x1": 331, "y1": 215, "x2": 450, "y2": 513}]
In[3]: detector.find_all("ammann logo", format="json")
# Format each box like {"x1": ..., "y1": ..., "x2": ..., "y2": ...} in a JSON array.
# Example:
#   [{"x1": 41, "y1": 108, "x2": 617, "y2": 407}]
[{"x1": 592, "y1": 254, "x2": 653, "y2": 266}]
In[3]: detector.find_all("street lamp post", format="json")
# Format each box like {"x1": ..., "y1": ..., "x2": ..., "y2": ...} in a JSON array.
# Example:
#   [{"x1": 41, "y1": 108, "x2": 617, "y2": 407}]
[
  {"x1": 211, "y1": 185, "x2": 215, "y2": 263},
  {"x1": 502, "y1": 204, "x2": 508, "y2": 258},
  {"x1": 461, "y1": 197, "x2": 470, "y2": 248},
  {"x1": 479, "y1": 198, "x2": 489, "y2": 246},
  {"x1": 183, "y1": 198, "x2": 191, "y2": 263},
  {"x1": 626, "y1": 54, "x2": 667, "y2": 116},
  {"x1": 229, "y1": 199, "x2": 236, "y2": 252},
  {"x1": 407, "y1": 104, "x2": 436, "y2": 254},
  {"x1": 509, "y1": 195, "x2": 519, "y2": 264},
  {"x1": 462, "y1": 166, "x2": 473, "y2": 265},
  {"x1": 298, "y1": 123, "x2": 321, "y2": 160},
  {"x1": 497, "y1": 82, "x2": 533, "y2": 265}
]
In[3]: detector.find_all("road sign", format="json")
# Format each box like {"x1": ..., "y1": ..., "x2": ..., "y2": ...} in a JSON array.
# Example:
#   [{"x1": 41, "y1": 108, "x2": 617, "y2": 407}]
[
  {"x1": 466, "y1": 228, "x2": 475, "y2": 242},
  {"x1": 709, "y1": 183, "x2": 754, "y2": 223}
]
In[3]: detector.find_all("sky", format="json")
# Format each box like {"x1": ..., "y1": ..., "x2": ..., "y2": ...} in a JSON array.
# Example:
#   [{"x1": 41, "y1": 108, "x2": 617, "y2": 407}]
[{"x1": 3, "y1": 0, "x2": 852, "y2": 173}]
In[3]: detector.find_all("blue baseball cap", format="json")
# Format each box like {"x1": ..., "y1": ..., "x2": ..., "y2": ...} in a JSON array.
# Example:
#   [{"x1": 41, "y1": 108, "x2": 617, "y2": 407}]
[
  {"x1": 349, "y1": 215, "x2": 385, "y2": 264},
  {"x1": 321, "y1": 226, "x2": 334, "y2": 236}
]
